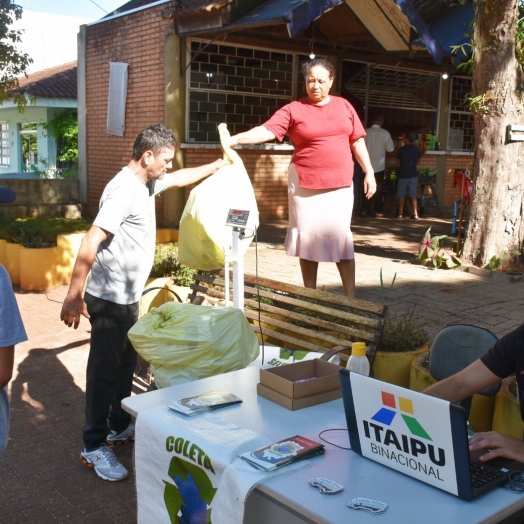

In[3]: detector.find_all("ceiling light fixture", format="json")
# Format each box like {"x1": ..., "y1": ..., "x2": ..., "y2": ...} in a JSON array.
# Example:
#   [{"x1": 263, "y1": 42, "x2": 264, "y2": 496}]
[{"x1": 309, "y1": 22, "x2": 316, "y2": 60}]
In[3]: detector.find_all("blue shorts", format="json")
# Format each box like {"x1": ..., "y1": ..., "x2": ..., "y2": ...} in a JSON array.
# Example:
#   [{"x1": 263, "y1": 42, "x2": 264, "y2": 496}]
[{"x1": 397, "y1": 177, "x2": 418, "y2": 198}]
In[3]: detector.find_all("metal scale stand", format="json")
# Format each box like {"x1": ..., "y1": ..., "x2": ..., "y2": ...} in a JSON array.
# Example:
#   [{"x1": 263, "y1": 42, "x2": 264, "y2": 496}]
[{"x1": 223, "y1": 208, "x2": 250, "y2": 310}]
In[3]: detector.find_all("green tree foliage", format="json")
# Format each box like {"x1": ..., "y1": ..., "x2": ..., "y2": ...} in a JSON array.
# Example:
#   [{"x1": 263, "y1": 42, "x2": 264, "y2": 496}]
[
  {"x1": 43, "y1": 110, "x2": 78, "y2": 163},
  {"x1": 0, "y1": 1, "x2": 32, "y2": 108}
]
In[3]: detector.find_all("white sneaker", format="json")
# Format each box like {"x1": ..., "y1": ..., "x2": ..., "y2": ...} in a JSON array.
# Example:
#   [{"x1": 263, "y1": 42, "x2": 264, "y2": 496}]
[
  {"x1": 106, "y1": 422, "x2": 135, "y2": 446},
  {"x1": 80, "y1": 445, "x2": 129, "y2": 481}
]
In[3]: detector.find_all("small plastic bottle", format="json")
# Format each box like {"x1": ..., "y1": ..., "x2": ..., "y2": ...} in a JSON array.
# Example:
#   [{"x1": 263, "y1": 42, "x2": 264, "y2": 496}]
[{"x1": 346, "y1": 342, "x2": 370, "y2": 376}]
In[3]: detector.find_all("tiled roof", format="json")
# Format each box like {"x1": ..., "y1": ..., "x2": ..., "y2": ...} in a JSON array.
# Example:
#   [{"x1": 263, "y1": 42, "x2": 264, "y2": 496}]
[{"x1": 15, "y1": 61, "x2": 77, "y2": 99}]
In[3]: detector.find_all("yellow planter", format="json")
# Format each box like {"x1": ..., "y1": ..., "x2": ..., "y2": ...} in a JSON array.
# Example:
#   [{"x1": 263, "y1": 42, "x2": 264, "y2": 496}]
[
  {"x1": 164, "y1": 280, "x2": 190, "y2": 303},
  {"x1": 492, "y1": 377, "x2": 524, "y2": 440},
  {"x1": 373, "y1": 345, "x2": 428, "y2": 388},
  {"x1": 56, "y1": 233, "x2": 85, "y2": 285},
  {"x1": 19, "y1": 246, "x2": 60, "y2": 291},
  {"x1": 409, "y1": 351, "x2": 494, "y2": 432},
  {"x1": 0, "y1": 238, "x2": 6, "y2": 267},
  {"x1": 139, "y1": 277, "x2": 190, "y2": 318},
  {"x1": 156, "y1": 228, "x2": 179, "y2": 244},
  {"x1": 6, "y1": 242, "x2": 20, "y2": 285},
  {"x1": 409, "y1": 352, "x2": 434, "y2": 392}
]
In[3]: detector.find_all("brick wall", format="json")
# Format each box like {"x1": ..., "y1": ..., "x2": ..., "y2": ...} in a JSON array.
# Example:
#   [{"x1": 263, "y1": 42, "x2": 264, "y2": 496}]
[
  {"x1": 185, "y1": 149, "x2": 293, "y2": 219},
  {"x1": 84, "y1": 5, "x2": 172, "y2": 222}
]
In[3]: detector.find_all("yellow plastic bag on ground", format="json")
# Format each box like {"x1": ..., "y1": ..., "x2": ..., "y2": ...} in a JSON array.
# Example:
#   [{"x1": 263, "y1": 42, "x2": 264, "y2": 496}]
[
  {"x1": 178, "y1": 123, "x2": 259, "y2": 270},
  {"x1": 128, "y1": 301, "x2": 260, "y2": 388}
]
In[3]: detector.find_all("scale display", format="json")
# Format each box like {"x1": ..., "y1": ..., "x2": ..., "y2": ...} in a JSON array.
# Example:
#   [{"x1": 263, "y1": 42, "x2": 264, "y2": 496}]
[{"x1": 226, "y1": 209, "x2": 250, "y2": 227}]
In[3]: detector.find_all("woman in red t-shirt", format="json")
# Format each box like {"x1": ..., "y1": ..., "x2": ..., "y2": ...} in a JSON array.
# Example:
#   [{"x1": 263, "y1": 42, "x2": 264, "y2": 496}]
[{"x1": 229, "y1": 58, "x2": 375, "y2": 298}]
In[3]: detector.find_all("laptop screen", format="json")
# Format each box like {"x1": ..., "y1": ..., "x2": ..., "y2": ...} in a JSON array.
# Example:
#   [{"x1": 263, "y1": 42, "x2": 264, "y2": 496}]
[{"x1": 340, "y1": 370, "x2": 462, "y2": 496}]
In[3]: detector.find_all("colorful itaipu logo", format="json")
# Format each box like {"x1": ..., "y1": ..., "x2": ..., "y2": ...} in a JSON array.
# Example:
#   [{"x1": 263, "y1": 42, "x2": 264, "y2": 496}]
[
  {"x1": 164, "y1": 457, "x2": 216, "y2": 524},
  {"x1": 371, "y1": 391, "x2": 432, "y2": 441}
]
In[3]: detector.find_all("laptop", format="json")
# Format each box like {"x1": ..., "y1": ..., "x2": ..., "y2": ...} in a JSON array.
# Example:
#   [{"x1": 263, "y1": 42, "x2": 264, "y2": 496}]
[{"x1": 339, "y1": 369, "x2": 524, "y2": 501}]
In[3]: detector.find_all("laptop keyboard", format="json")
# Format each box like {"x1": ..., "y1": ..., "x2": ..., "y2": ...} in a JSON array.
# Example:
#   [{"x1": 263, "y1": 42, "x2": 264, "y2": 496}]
[{"x1": 470, "y1": 462, "x2": 503, "y2": 488}]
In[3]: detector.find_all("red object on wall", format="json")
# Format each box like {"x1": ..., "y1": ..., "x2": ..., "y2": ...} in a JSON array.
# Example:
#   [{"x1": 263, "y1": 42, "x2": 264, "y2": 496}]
[{"x1": 453, "y1": 169, "x2": 473, "y2": 204}]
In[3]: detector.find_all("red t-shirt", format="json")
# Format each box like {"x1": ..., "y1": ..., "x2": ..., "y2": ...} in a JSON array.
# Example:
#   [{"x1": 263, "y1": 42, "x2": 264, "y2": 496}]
[{"x1": 263, "y1": 96, "x2": 366, "y2": 189}]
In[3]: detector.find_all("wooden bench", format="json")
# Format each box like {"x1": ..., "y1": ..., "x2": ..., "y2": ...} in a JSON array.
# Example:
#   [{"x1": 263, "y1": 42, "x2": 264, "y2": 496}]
[{"x1": 189, "y1": 270, "x2": 388, "y2": 367}]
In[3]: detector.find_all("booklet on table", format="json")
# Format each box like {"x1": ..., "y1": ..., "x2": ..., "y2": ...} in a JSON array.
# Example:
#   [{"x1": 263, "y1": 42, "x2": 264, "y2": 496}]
[
  {"x1": 240, "y1": 435, "x2": 325, "y2": 471},
  {"x1": 168, "y1": 391, "x2": 243, "y2": 416}
]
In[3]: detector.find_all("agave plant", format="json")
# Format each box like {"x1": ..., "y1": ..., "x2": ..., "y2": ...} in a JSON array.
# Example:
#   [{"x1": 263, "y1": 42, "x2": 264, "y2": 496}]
[{"x1": 418, "y1": 227, "x2": 461, "y2": 269}]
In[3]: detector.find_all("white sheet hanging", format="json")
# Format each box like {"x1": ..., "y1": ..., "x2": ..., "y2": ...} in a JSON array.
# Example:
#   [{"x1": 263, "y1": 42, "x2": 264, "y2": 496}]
[{"x1": 106, "y1": 62, "x2": 128, "y2": 136}]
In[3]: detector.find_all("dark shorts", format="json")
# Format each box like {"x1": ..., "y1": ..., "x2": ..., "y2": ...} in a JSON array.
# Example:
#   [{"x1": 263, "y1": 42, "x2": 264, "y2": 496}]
[{"x1": 397, "y1": 177, "x2": 418, "y2": 198}]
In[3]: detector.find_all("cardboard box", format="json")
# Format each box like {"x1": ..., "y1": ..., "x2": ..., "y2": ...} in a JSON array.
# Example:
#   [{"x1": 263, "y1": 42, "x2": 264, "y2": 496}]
[
  {"x1": 257, "y1": 383, "x2": 342, "y2": 411},
  {"x1": 258, "y1": 359, "x2": 342, "y2": 410}
]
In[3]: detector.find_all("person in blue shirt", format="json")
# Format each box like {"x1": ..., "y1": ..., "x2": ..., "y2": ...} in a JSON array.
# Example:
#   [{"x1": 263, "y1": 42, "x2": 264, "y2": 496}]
[
  {"x1": 0, "y1": 263, "x2": 28, "y2": 454},
  {"x1": 396, "y1": 132, "x2": 421, "y2": 219}
]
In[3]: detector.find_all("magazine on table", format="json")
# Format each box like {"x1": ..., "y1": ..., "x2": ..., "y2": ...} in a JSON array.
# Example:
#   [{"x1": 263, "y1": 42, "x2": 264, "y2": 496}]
[
  {"x1": 168, "y1": 391, "x2": 243, "y2": 416},
  {"x1": 239, "y1": 435, "x2": 325, "y2": 471}
]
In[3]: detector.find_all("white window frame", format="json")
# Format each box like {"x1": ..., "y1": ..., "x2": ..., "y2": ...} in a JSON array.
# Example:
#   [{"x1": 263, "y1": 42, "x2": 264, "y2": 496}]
[{"x1": 0, "y1": 122, "x2": 9, "y2": 166}]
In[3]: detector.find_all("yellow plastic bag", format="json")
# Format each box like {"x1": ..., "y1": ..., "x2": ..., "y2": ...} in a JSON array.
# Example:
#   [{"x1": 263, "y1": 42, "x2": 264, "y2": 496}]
[
  {"x1": 128, "y1": 301, "x2": 260, "y2": 388},
  {"x1": 178, "y1": 123, "x2": 259, "y2": 270}
]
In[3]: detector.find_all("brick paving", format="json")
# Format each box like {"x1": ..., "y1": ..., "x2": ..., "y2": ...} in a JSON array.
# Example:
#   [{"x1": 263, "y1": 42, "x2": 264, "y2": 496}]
[{"x1": 1, "y1": 212, "x2": 524, "y2": 522}]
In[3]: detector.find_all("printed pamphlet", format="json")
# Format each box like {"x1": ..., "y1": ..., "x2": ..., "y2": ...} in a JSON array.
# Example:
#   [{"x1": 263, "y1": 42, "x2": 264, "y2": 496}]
[
  {"x1": 239, "y1": 435, "x2": 325, "y2": 471},
  {"x1": 168, "y1": 391, "x2": 243, "y2": 416}
]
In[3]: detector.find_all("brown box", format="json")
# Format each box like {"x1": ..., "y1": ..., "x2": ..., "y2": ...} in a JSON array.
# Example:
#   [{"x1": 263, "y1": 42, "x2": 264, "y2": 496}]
[{"x1": 257, "y1": 359, "x2": 342, "y2": 410}]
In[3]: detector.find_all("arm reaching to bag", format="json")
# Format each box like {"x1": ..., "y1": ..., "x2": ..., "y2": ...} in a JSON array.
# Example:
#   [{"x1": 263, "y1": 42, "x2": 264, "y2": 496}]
[
  {"x1": 229, "y1": 126, "x2": 276, "y2": 147},
  {"x1": 164, "y1": 158, "x2": 231, "y2": 188}
]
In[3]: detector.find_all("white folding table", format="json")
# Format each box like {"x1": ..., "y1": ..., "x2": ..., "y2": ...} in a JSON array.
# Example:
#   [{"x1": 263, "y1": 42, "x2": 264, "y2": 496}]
[{"x1": 123, "y1": 366, "x2": 524, "y2": 524}]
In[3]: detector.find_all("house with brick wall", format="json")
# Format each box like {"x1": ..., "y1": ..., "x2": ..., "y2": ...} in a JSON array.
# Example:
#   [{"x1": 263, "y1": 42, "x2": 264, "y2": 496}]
[{"x1": 78, "y1": 0, "x2": 475, "y2": 226}]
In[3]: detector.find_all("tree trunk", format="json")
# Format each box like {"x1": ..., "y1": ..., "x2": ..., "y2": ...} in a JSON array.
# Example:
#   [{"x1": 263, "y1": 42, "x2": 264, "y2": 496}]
[{"x1": 462, "y1": 0, "x2": 524, "y2": 267}]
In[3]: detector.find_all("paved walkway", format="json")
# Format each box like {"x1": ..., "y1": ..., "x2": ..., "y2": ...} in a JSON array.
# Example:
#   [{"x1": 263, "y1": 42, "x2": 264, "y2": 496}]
[{"x1": 1, "y1": 212, "x2": 523, "y2": 522}]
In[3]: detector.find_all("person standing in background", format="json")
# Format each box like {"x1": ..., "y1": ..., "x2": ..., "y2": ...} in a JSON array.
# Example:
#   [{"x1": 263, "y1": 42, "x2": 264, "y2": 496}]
[
  {"x1": 229, "y1": 58, "x2": 375, "y2": 299},
  {"x1": 362, "y1": 114, "x2": 394, "y2": 218},
  {"x1": 396, "y1": 131, "x2": 421, "y2": 219},
  {"x1": 0, "y1": 263, "x2": 28, "y2": 454}
]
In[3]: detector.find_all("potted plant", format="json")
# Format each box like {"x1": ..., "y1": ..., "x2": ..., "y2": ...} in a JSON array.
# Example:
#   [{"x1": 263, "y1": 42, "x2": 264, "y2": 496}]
[
  {"x1": 373, "y1": 305, "x2": 430, "y2": 387},
  {"x1": 417, "y1": 227, "x2": 461, "y2": 269},
  {"x1": 0, "y1": 211, "x2": 12, "y2": 266},
  {"x1": 371, "y1": 269, "x2": 430, "y2": 387}
]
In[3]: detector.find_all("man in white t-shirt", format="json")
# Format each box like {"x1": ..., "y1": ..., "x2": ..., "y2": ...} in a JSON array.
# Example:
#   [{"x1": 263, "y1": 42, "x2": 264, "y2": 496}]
[
  {"x1": 362, "y1": 114, "x2": 394, "y2": 217},
  {"x1": 60, "y1": 124, "x2": 229, "y2": 482}
]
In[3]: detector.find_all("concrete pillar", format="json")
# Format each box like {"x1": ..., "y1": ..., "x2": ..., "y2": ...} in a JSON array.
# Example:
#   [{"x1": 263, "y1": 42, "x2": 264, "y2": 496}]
[
  {"x1": 77, "y1": 25, "x2": 87, "y2": 204},
  {"x1": 163, "y1": 32, "x2": 186, "y2": 228}
]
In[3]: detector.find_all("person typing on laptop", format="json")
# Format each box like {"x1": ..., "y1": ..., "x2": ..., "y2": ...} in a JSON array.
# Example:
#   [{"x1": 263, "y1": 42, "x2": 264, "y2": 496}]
[{"x1": 424, "y1": 324, "x2": 524, "y2": 464}]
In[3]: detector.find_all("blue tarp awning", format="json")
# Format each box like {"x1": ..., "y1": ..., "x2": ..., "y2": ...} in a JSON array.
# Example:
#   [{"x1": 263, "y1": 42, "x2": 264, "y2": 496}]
[
  {"x1": 407, "y1": 1, "x2": 474, "y2": 65},
  {"x1": 227, "y1": 0, "x2": 344, "y2": 37}
]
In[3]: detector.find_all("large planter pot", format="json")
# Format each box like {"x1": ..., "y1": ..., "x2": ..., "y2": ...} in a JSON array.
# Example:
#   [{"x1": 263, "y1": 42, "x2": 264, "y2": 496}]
[
  {"x1": 139, "y1": 277, "x2": 190, "y2": 318},
  {"x1": 19, "y1": 246, "x2": 61, "y2": 291},
  {"x1": 373, "y1": 345, "x2": 428, "y2": 388},
  {"x1": 56, "y1": 233, "x2": 85, "y2": 285},
  {"x1": 492, "y1": 377, "x2": 524, "y2": 440},
  {"x1": 0, "y1": 238, "x2": 6, "y2": 267},
  {"x1": 5, "y1": 242, "x2": 20, "y2": 285},
  {"x1": 409, "y1": 352, "x2": 495, "y2": 432},
  {"x1": 164, "y1": 280, "x2": 191, "y2": 303},
  {"x1": 156, "y1": 228, "x2": 179, "y2": 244}
]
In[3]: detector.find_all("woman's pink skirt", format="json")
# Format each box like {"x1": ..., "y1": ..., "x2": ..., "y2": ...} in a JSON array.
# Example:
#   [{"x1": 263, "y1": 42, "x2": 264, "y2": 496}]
[{"x1": 284, "y1": 163, "x2": 354, "y2": 263}]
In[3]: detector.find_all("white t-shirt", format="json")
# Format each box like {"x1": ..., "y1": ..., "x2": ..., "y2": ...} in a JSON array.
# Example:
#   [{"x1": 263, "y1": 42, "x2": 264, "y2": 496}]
[
  {"x1": 364, "y1": 124, "x2": 395, "y2": 172},
  {"x1": 85, "y1": 167, "x2": 169, "y2": 305}
]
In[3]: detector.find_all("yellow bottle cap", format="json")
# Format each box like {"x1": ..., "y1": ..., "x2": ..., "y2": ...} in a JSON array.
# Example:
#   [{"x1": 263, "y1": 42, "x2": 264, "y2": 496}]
[{"x1": 352, "y1": 342, "x2": 366, "y2": 357}]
